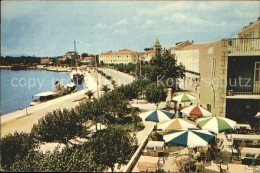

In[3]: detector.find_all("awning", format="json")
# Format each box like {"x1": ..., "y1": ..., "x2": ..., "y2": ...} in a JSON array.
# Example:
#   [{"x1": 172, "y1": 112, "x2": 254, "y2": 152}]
[
  {"x1": 35, "y1": 91, "x2": 57, "y2": 97},
  {"x1": 185, "y1": 72, "x2": 200, "y2": 79},
  {"x1": 66, "y1": 83, "x2": 75, "y2": 88},
  {"x1": 226, "y1": 95, "x2": 260, "y2": 100}
]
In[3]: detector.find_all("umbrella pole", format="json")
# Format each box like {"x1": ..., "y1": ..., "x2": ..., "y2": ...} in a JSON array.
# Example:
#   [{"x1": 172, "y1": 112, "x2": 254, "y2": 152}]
[{"x1": 189, "y1": 148, "x2": 191, "y2": 173}]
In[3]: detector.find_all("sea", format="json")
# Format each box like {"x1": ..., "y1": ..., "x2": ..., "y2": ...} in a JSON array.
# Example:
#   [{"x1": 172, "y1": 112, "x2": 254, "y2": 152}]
[{"x1": 0, "y1": 69, "x2": 85, "y2": 115}]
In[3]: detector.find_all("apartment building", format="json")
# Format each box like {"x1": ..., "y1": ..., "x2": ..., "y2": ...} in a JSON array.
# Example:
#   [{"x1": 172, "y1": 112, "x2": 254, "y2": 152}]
[
  {"x1": 99, "y1": 49, "x2": 141, "y2": 64},
  {"x1": 197, "y1": 17, "x2": 260, "y2": 128}
]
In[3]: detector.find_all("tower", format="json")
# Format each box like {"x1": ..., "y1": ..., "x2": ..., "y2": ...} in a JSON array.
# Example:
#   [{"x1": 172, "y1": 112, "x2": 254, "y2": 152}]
[{"x1": 153, "y1": 38, "x2": 162, "y2": 50}]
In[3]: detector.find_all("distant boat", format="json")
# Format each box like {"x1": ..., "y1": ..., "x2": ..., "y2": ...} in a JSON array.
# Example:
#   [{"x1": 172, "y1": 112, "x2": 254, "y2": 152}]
[
  {"x1": 30, "y1": 91, "x2": 57, "y2": 106},
  {"x1": 71, "y1": 70, "x2": 84, "y2": 84}
]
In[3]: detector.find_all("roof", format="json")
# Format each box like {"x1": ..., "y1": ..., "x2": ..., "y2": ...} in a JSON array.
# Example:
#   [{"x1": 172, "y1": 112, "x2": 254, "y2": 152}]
[
  {"x1": 100, "y1": 49, "x2": 139, "y2": 55},
  {"x1": 180, "y1": 42, "x2": 216, "y2": 50},
  {"x1": 35, "y1": 91, "x2": 57, "y2": 97},
  {"x1": 84, "y1": 56, "x2": 94, "y2": 59},
  {"x1": 41, "y1": 58, "x2": 49, "y2": 60}
]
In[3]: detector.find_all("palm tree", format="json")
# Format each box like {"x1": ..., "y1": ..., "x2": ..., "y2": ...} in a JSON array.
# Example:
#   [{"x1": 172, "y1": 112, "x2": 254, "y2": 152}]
[
  {"x1": 101, "y1": 84, "x2": 111, "y2": 93},
  {"x1": 85, "y1": 90, "x2": 95, "y2": 100}
]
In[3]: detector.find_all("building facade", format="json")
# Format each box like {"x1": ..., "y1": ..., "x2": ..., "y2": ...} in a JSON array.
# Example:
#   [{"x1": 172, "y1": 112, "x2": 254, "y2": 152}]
[
  {"x1": 99, "y1": 49, "x2": 141, "y2": 64},
  {"x1": 198, "y1": 17, "x2": 260, "y2": 128}
]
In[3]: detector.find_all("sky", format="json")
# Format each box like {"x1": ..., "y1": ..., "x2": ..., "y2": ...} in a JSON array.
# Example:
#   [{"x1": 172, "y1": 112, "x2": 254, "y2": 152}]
[{"x1": 1, "y1": 1, "x2": 259, "y2": 57}]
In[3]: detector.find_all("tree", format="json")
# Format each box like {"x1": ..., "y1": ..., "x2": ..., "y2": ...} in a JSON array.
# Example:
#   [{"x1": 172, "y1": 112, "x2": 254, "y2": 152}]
[
  {"x1": 101, "y1": 84, "x2": 111, "y2": 93},
  {"x1": 85, "y1": 90, "x2": 95, "y2": 100},
  {"x1": 145, "y1": 82, "x2": 167, "y2": 109},
  {"x1": 90, "y1": 127, "x2": 137, "y2": 172},
  {"x1": 31, "y1": 108, "x2": 84, "y2": 144},
  {"x1": 138, "y1": 50, "x2": 185, "y2": 93},
  {"x1": 0, "y1": 132, "x2": 38, "y2": 170},
  {"x1": 10, "y1": 144, "x2": 105, "y2": 172},
  {"x1": 99, "y1": 91, "x2": 129, "y2": 121}
]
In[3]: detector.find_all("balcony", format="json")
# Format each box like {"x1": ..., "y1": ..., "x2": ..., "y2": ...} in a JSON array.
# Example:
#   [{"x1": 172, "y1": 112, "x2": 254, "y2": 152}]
[
  {"x1": 228, "y1": 38, "x2": 260, "y2": 56},
  {"x1": 227, "y1": 84, "x2": 260, "y2": 97}
]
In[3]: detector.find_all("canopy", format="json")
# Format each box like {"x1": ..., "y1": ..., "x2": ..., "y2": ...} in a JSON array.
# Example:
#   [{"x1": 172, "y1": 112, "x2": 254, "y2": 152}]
[
  {"x1": 181, "y1": 105, "x2": 212, "y2": 117},
  {"x1": 35, "y1": 91, "x2": 57, "y2": 97},
  {"x1": 163, "y1": 129, "x2": 214, "y2": 148},
  {"x1": 255, "y1": 112, "x2": 260, "y2": 119},
  {"x1": 157, "y1": 118, "x2": 197, "y2": 132},
  {"x1": 196, "y1": 117, "x2": 237, "y2": 133},
  {"x1": 139, "y1": 110, "x2": 175, "y2": 123},
  {"x1": 172, "y1": 93, "x2": 197, "y2": 102},
  {"x1": 66, "y1": 83, "x2": 75, "y2": 88}
]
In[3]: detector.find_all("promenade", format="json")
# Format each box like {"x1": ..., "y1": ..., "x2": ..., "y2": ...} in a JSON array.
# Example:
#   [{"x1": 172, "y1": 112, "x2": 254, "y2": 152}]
[{"x1": 0, "y1": 68, "x2": 135, "y2": 137}]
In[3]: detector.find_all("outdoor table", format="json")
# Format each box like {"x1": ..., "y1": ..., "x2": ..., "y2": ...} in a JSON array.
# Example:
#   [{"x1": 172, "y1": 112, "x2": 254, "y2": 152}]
[
  {"x1": 227, "y1": 164, "x2": 247, "y2": 173},
  {"x1": 235, "y1": 124, "x2": 251, "y2": 130},
  {"x1": 137, "y1": 156, "x2": 159, "y2": 171},
  {"x1": 240, "y1": 147, "x2": 260, "y2": 159},
  {"x1": 146, "y1": 141, "x2": 165, "y2": 152}
]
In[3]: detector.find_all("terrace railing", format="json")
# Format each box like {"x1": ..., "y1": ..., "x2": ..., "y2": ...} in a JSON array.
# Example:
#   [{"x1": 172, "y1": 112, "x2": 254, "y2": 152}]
[
  {"x1": 227, "y1": 83, "x2": 260, "y2": 96},
  {"x1": 228, "y1": 38, "x2": 260, "y2": 56}
]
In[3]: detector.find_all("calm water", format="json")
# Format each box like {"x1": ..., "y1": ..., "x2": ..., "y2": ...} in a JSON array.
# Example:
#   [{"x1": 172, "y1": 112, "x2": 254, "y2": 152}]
[{"x1": 0, "y1": 69, "x2": 85, "y2": 115}]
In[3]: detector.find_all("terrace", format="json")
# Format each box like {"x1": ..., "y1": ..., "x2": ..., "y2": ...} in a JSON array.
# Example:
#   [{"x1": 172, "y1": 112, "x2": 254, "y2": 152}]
[{"x1": 228, "y1": 38, "x2": 260, "y2": 56}]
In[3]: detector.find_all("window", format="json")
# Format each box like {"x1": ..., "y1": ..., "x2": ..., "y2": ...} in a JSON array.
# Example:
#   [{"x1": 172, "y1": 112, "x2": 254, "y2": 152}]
[
  {"x1": 207, "y1": 104, "x2": 211, "y2": 112},
  {"x1": 211, "y1": 58, "x2": 216, "y2": 76},
  {"x1": 255, "y1": 62, "x2": 260, "y2": 81}
]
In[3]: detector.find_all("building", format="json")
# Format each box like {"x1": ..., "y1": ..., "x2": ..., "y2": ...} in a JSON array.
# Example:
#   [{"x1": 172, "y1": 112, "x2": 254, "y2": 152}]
[
  {"x1": 63, "y1": 51, "x2": 80, "y2": 61},
  {"x1": 40, "y1": 58, "x2": 51, "y2": 64},
  {"x1": 80, "y1": 56, "x2": 95, "y2": 64},
  {"x1": 197, "y1": 17, "x2": 260, "y2": 128},
  {"x1": 99, "y1": 49, "x2": 141, "y2": 64},
  {"x1": 142, "y1": 38, "x2": 164, "y2": 63},
  {"x1": 170, "y1": 41, "x2": 214, "y2": 82}
]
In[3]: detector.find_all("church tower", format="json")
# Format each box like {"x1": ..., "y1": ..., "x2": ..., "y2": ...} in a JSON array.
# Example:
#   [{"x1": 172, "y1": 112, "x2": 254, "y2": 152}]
[{"x1": 153, "y1": 38, "x2": 162, "y2": 50}]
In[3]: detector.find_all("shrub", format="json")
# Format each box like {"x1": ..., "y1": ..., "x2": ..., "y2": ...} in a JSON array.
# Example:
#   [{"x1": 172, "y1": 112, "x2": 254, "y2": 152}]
[{"x1": 0, "y1": 132, "x2": 38, "y2": 170}]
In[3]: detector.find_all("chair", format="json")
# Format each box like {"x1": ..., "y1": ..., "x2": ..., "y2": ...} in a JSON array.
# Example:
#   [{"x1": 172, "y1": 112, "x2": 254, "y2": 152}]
[
  {"x1": 194, "y1": 161, "x2": 204, "y2": 173},
  {"x1": 174, "y1": 159, "x2": 185, "y2": 173}
]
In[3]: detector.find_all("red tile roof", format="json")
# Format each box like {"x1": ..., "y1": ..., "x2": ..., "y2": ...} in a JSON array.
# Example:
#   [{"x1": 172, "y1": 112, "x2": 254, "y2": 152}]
[
  {"x1": 100, "y1": 49, "x2": 139, "y2": 55},
  {"x1": 180, "y1": 42, "x2": 216, "y2": 50}
]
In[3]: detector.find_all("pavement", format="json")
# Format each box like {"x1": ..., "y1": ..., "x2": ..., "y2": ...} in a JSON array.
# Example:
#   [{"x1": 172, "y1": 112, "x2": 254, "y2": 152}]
[{"x1": 0, "y1": 69, "x2": 135, "y2": 137}]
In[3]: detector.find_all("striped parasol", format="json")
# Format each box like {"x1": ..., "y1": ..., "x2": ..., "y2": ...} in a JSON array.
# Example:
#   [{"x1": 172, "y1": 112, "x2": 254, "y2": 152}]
[
  {"x1": 172, "y1": 93, "x2": 197, "y2": 102},
  {"x1": 196, "y1": 117, "x2": 237, "y2": 133},
  {"x1": 139, "y1": 110, "x2": 175, "y2": 122},
  {"x1": 181, "y1": 105, "x2": 212, "y2": 117},
  {"x1": 163, "y1": 129, "x2": 215, "y2": 148},
  {"x1": 157, "y1": 118, "x2": 198, "y2": 132}
]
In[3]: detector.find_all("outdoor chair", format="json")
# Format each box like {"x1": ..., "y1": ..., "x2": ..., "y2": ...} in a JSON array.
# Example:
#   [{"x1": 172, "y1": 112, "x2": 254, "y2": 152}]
[
  {"x1": 174, "y1": 159, "x2": 185, "y2": 173},
  {"x1": 194, "y1": 161, "x2": 204, "y2": 173}
]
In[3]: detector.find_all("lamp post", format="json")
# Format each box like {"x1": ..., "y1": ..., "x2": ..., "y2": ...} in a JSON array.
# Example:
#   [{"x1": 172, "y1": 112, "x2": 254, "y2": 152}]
[{"x1": 95, "y1": 55, "x2": 99, "y2": 98}]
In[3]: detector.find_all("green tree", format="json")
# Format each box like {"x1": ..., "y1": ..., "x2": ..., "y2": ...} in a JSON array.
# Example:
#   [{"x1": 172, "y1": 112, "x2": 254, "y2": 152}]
[
  {"x1": 85, "y1": 90, "x2": 95, "y2": 100},
  {"x1": 145, "y1": 82, "x2": 167, "y2": 109},
  {"x1": 31, "y1": 108, "x2": 84, "y2": 144},
  {"x1": 0, "y1": 132, "x2": 38, "y2": 170},
  {"x1": 10, "y1": 145, "x2": 105, "y2": 172},
  {"x1": 90, "y1": 127, "x2": 137, "y2": 172},
  {"x1": 101, "y1": 84, "x2": 111, "y2": 93},
  {"x1": 100, "y1": 91, "x2": 129, "y2": 121}
]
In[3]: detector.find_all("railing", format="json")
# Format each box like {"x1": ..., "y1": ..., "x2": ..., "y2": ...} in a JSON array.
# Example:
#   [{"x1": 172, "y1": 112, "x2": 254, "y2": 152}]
[
  {"x1": 228, "y1": 38, "x2": 260, "y2": 55},
  {"x1": 227, "y1": 83, "x2": 260, "y2": 96}
]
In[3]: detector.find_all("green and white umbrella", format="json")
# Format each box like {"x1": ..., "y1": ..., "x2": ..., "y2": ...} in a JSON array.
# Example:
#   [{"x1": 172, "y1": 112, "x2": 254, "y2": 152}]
[
  {"x1": 196, "y1": 117, "x2": 237, "y2": 134},
  {"x1": 163, "y1": 129, "x2": 215, "y2": 148},
  {"x1": 172, "y1": 93, "x2": 197, "y2": 102},
  {"x1": 139, "y1": 110, "x2": 175, "y2": 122}
]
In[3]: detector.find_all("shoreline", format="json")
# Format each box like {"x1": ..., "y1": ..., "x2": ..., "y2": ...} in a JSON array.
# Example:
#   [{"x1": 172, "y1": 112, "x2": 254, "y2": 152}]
[{"x1": 0, "y1": 68, "x2": 134, "y2": 137}]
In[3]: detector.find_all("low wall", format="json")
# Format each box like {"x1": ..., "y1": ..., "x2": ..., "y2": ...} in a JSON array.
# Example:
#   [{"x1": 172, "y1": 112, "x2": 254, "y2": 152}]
[{"x1": 123, "y1": 125, "x2": 155, "y2": 172}]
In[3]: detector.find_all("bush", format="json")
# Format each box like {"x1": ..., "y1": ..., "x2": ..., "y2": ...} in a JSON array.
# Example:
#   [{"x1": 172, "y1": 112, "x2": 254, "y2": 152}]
[{"x1": 0, "y1": 132, "x2": 38, "y2": 170}]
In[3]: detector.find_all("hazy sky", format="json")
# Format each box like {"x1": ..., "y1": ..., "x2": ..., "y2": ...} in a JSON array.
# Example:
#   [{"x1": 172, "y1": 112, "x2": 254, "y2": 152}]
[{"x1": 1, "y1": 1, "x2": 259, "y2": 57}]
